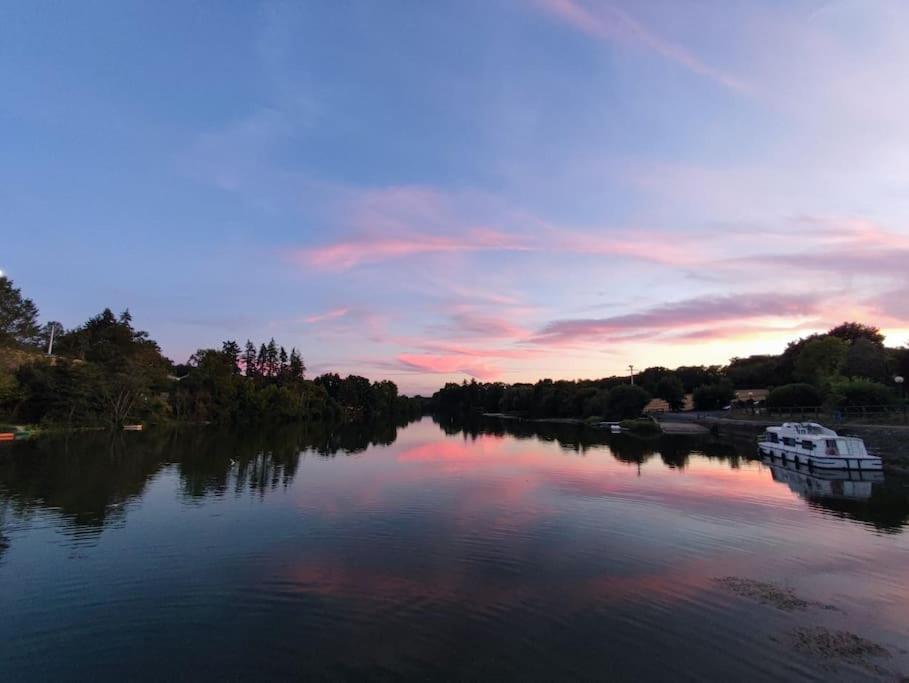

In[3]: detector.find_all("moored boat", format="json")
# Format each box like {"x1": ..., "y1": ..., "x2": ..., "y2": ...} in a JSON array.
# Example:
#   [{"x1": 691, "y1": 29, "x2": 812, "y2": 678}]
[{"x1": 758, "y1": 422, "x2": 882, "y2": 471}]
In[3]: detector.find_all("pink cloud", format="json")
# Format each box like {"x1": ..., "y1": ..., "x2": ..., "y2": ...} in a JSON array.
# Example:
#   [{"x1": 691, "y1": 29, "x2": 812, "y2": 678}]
[
  {"x1": 295, "y1": 225, "x2": 697, "y2": 271},
  {"x1": 395, "y1": 353, "x2": 503, "y2": 380},
  {"x1": 297, "y1": 229, "x2": 533, "y2": 270},
  {"x1": 533, "y1": 0, "x2": 751, "y2": 94},
  {"x1": 533, "y1": 292, "x2": 823, "y2": 344},
  {"x1": 303, "y1": 307, "x2": 351, "y2": 324}
]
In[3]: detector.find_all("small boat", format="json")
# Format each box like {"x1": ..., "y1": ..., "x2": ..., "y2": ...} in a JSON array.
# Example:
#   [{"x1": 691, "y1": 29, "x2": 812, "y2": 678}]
[
  {"x1": 0, "y1": 432, "x2": 14, "y2": 442},
  {"x1": 758, "y1": 422, "x2": 882, "y2": 471},
  {"x1": 122, "y1": 424, "x2": 144, "y2": 432}
]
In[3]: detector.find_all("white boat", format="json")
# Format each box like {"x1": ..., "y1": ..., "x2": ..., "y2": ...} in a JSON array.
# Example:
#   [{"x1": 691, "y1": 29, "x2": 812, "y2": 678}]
[{"x1": 758, "y1": 422, "x2": 882, "y2": 471}]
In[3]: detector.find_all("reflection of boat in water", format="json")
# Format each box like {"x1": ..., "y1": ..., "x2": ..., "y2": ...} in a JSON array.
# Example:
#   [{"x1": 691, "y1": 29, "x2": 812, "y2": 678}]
[
  {"x1": 763, "y1": 456, "x2": 883, "y2": 502},
  {"x1": 758, "y1": 423, "x2": 882, "y2": 471}
]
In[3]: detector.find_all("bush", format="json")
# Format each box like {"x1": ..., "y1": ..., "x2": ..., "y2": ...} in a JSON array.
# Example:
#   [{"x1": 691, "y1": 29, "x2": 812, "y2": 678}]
[
  {"x1": 692, "y1": 381, "x2": 735, "y2": 410},
  {"x1": 828, "y1": 379, "x2": 896, "y2": 407},
  {"x1": 766, "y1": 383, "x2": 823, "y2": 408}
]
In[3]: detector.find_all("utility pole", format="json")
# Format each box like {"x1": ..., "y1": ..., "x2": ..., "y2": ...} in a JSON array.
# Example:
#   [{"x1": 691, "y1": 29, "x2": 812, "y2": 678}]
[
  {"x1": 628, "y1": 364, "x2": 635, "y2": 385},
  {"x1": 46, "y1": 322, "x2": 60, "y2": 356}
]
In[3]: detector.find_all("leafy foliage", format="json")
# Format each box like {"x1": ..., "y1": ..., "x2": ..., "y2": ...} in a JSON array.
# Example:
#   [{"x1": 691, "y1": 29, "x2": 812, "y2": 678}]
[
  {"x1": 827, "y1": 378, "x2": 896, "y2": 407},
  {"x1": 793, "y1": 336, "x2": 848, "y2": 386},
  {"x1": 0, "y1": 276, "x2": 41, "y2": 348},
  {"x1": 766, "y1": 383, "x2": 823, "y2": 408},
  {"x1": 692, "y1": 381, "x2": 735, "y2": 411},
  {"x1": 655, "y1": 375, "x2": 685, "y2": 411}
]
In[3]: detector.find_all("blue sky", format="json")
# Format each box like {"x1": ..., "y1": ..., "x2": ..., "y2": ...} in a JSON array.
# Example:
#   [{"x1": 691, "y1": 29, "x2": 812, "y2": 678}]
[{"x1": 3, "y1": 1, "x2": 909, "y2": 393}]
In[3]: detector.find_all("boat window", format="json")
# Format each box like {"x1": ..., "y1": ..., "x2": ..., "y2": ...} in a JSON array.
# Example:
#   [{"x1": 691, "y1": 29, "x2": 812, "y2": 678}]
[
  {"x1": 783, "y1": 437, "x2": 795, "y2": 446},
  {"x1": 801, "y1": 440, "x2": 815, "y2": 450}
]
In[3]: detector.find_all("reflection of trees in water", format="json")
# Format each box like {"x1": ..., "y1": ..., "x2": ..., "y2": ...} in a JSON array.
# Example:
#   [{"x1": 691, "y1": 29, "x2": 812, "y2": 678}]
[
  {"x1": 434, "y1": 414, "x2": 746, "y2": 467},
  {"x1": 437, "y1": 414, "x2": 909, "y2": 531},
  {"x1": 0, "y1": 416, "x2": 420, "y2": 538},
  {"x1": 0, "y1": 431, "x2": 166, "y2": 538},
  {"x1": 174, "y1": 419, "x2": 409, "y2": 499},
  {"x1": 656, "y1": 436, "x2": 743, "y2": 470},
  {"x1": 0, "y1": 498, "x2": 10, "y2": 561}
]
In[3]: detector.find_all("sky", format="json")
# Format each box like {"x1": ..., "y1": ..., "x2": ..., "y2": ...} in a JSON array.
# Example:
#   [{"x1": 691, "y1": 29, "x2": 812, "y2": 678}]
[{"x1": 3, "y1": 0, "x2": 909, "y2": 394}]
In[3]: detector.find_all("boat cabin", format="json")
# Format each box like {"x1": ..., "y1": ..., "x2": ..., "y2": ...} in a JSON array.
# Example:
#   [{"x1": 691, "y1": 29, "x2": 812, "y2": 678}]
[{"x1": 762, "y1": 423, "x2": 869, "y2": 458}]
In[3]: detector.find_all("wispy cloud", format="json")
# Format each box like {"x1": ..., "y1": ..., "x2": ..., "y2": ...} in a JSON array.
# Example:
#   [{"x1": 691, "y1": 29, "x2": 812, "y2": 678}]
[
  {"x1": 533, "y1": 293, "x2": 824, "y2": 345},
  {"x1": 395, "y1": 354, "x2": 503, "y2": 381},
  {"x1": 291, "y1": 184, "x2": 698, "y2": 270},
  {"x1": 296, "y1": 230, "x2": 534, "y2": 270},
  {"x1": 304, "y1": 307, "x2": 351, "y2": 324},
  {"x1": 532, "y1": 0, "x2": 751, "y2": 94}
]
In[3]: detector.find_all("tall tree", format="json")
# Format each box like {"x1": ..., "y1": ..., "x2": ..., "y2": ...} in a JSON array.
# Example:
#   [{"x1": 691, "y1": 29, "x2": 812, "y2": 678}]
[
  {"x1": 221, "y1": 340, "x2": 241, "y2": 375},
  {"x1": 279, "y1": 346, "x2": 288, "y2": 378},
  {"x1": 0, "y1": 276, "x2": 41, "y2": 348},
  {"x1": 827, "y1": 322, "x2": 885, "y2": 346},
  {"x1": 257, "y1": 343, "x2": 269, "y2": 376},
  {"x1": 655, "y1": 375, "x2": 685, "y2": 411},
  {"x1": 243, "y1": 341, "x2": 257, "y2": 377},
  {"x1": 289, "y1": 348, "x2": 305, "y2": 379},
  {"x1": 265, "y1": 339, "x2": 279, "y2": 377},
  {"x1": 842, "y1": 337, "x2": 888, "y2": 381},
  {"x1": 794, "y1": 335, "x2": 848, "y2": 386}
]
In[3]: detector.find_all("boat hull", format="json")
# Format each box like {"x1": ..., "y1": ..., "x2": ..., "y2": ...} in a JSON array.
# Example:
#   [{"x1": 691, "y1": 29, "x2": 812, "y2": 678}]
[{"x1": 758, "y1": 443, "x2": 883, "y2": 471}]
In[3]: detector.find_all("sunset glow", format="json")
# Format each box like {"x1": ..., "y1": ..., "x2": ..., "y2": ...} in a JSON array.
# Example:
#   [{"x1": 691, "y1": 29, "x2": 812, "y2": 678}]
[{"x1": 5, "y1": 2, "x2": 909, "y2": 393}]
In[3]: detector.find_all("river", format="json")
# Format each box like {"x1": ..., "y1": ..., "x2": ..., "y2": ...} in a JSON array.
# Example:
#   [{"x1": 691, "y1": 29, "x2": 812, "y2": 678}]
[{"x1": 1, "y1": 416, "x2": 907, "y2": 681}]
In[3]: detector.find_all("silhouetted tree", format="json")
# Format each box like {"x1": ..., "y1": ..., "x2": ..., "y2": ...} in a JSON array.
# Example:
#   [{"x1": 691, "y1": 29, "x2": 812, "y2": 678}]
[
  {"x1": 243, "y1": 341, "x2": 257, "y2": 377},
  {"x1": 655, "y1": 375, "x2": 685, "y2": 411},
  {"x1": 827, "y1": 321, "x2": 885, "y2": 346},
  {"x1": 0, "y1": 276, "x2": 41, "y2": 348},
  {"x1": 222, "y1": 340, "x2": 241, "y2": 375}
]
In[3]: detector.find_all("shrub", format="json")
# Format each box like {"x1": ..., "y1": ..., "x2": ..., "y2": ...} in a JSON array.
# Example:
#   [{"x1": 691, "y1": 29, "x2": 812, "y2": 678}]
[
  {"x1": 692, "y1": 381, "x2": 735, "y2": 411},
  {"x1": 766, "y1": 383, "x2": 823, "y2": 408},
  {"x1": 827, "y1": 379, "x2": 896, "y2": 407}
]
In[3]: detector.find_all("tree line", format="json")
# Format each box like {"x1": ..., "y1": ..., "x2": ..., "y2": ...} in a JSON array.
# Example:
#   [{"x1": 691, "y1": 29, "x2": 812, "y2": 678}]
[
  {"x1": 0, "y1": 276, "x2": 424, "y2": 428},
  {"x1": 430, "y1": 321, "x2": 909, "y2": 419}
]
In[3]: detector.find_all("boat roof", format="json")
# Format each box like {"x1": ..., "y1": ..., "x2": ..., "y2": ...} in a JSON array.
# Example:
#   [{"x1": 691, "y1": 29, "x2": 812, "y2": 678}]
[{"x1": 771, "y1": 422, "x2": 838, "y2": 436}]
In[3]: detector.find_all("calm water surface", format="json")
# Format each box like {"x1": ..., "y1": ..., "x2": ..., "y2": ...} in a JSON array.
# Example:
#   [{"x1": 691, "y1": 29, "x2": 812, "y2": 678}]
[{"x1": 1, "y1": 417, "x2": 908, "y2": 681}]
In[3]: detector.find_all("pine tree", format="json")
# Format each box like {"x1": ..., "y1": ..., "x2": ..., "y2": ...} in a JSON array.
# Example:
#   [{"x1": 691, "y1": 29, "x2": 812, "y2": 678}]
[
  {"x1": 279, "y1": 346, "x2": 288, "y2": 378},
  {"x1": 258, "y1": 343, "x2": 269, "y2": 376},
  {"x1": 222, "y1": 340, "x2": 241, "y2": 374},
  {"x1": 265, "y1": 338, "x2": 279, "y2": 377},
  {"x1": 289, "y1": 348, "x2": 305, "y2": 379},
  {"x1": 243, "y1": 341, "x2": 257, "y2": 377}
]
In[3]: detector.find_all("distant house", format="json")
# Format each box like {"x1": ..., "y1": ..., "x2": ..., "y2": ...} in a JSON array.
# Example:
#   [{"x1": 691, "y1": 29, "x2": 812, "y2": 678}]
[
  {"x1": 734, "y1": 389, "x2": 769, "y2": 402},
  {"x1": 644, "y1": 394, "x2": 695, "y2": 413}
]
